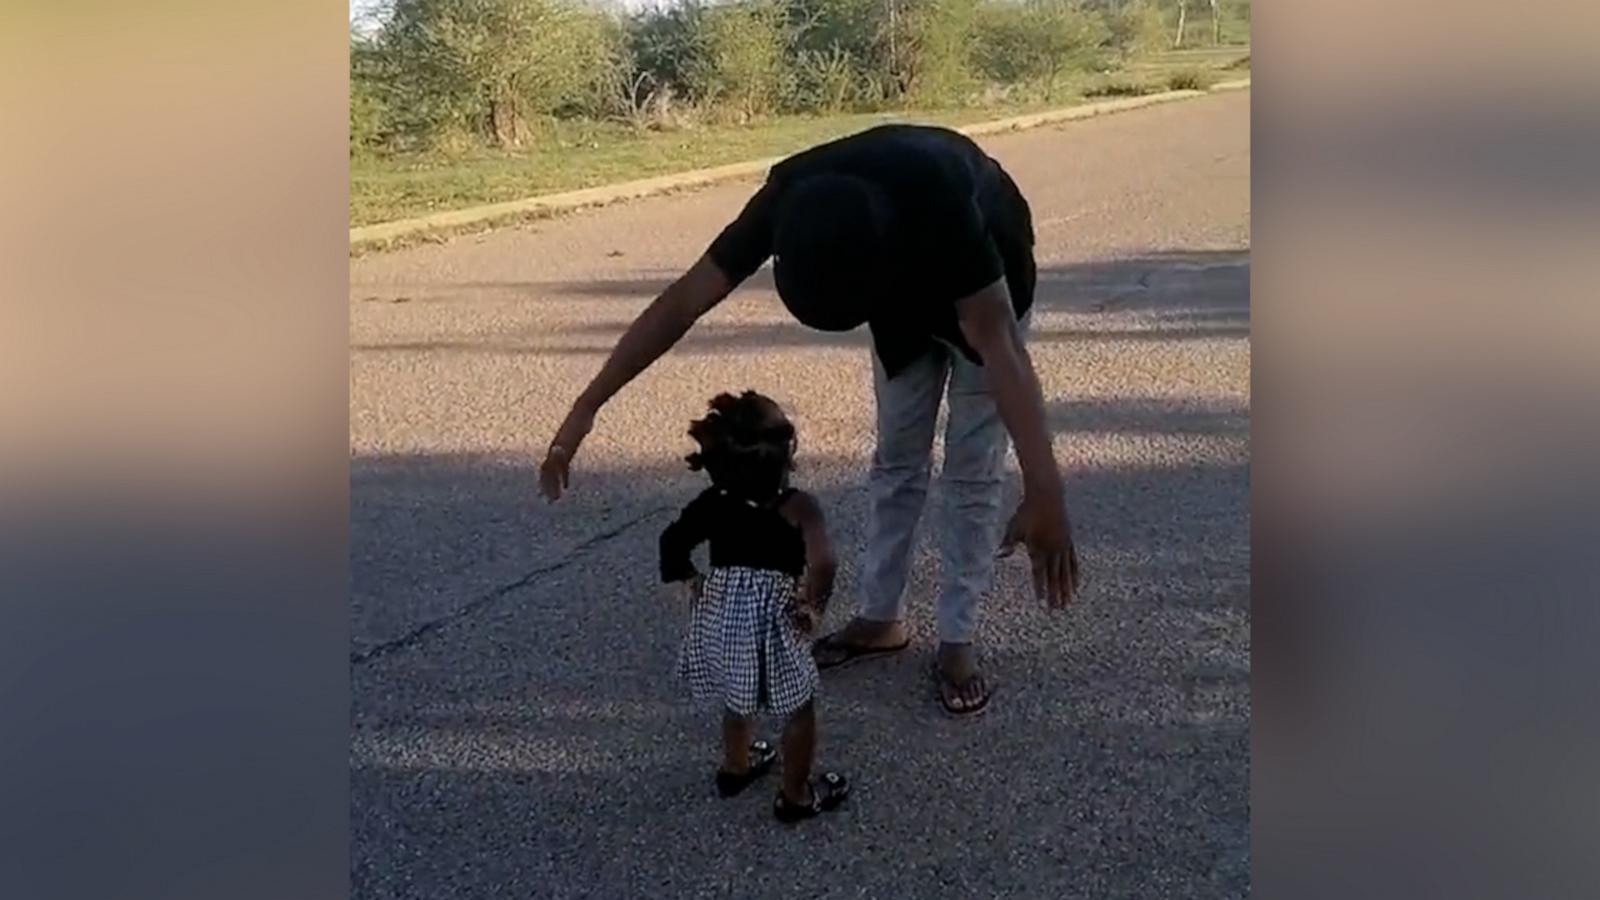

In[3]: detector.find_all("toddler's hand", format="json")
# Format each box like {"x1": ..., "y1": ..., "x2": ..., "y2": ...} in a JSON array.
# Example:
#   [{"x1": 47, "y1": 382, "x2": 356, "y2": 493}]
[
  {"x1": 799, "y1": 574, "x2": 831, "y2": 615},
  {"x1": 791, "y1": 603, "x2": 820, "y2": 634},
  {"x1": 675, "y1": 574, "x2": 704, "y2": 605}
]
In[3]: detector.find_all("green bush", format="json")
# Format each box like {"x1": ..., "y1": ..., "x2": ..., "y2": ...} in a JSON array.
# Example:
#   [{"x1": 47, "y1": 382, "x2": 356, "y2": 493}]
[
  {"x1": 974, "y1": 1, "x2": 1110, "y2": 99},
  {"x1": 349, "y1": 40, "x2": 389, "y2": 154},
  {"x1": 350, "y1": 0, "x2": 1238, "y2": 153},
  {"x1": 686, "y1": 1, "x2": 790, "y2": 120},
  {"x1": 852, "y1": 70, "x2": 894, "y2": 109},
  {"x1": 784, "y1": 45, "x2": 863, "y2": 113},
  {"x1": 1106, "y1": 0, "x2": 1168, "y2": 57},
  {"x1": 626, "y1": 2, "x2": 703, "y2": 100},
  {"x1": 1166, "y1": 67, "x2": 1212, "y2": 91},
  {"x1": 379, "y1": 0, "x2": 621, "y2": 148},
  {"x1": 891, "y1": 0, "x2": 981, "y2": 104},
  {"x1": 788, "y1": 0, "x2": 881, "y2": 65},
  {"x1": 784, "y1": 0, "x2": 980, "y2": 107},
  {"x1": 972, "y1": 3, "x2": 1038, "y2": 83}
]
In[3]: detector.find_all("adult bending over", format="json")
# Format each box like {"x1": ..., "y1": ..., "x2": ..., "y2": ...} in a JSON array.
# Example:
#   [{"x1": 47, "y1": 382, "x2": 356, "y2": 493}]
[{"x1": 540, "y1": 124, "x2": 1080, "y2": 716}]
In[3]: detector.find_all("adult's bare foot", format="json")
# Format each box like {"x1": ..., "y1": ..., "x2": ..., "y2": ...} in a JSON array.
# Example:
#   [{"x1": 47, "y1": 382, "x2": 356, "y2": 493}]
[
  {"x1": 812, "y1": 617, "x2": 910, "y2": 669},
  {"x1": 935, "y1": 642, "x2": 992, "y2": 716}
]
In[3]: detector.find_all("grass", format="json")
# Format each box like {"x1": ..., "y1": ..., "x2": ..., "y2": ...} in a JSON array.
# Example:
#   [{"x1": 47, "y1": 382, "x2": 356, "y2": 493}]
[
  {"x1": 351, "y1": 105, "x2": 1051, "y2": 227},
  {"x1": 1121, "y1": 45, "x2": 1248, "y2": 77},
  {"x1": 350, "y1": 47, "x2": 1248, "y2": 229}
]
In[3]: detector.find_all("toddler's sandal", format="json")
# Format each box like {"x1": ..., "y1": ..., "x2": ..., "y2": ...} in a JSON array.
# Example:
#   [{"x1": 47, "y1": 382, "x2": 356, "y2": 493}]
[
  {"x1": 773, "y1": 771, "x2": 850, "y2": 823},
  {"x1": 715, "y1": 740, "x2": 778, "y2": 797}
]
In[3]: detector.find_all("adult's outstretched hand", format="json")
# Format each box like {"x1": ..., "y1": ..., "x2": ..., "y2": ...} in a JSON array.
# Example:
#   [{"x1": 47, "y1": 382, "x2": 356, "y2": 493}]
[
  {"x1": 538, "y1": 406, "x2": 595, "y2": 502},
  {"x1": 998, "y1": 493, "x2": 1081, "y2": 608}
]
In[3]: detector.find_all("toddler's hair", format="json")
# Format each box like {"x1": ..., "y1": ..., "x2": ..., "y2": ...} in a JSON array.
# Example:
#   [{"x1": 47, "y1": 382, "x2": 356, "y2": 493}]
[{"x1": 686, "y1": 391, "x2": 796, "y2": 500}]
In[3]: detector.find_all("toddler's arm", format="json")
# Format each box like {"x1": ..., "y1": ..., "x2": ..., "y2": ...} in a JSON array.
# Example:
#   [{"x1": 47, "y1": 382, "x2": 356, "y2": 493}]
[
  {"x1": 780, "y1": 490, "x2": 836, "y2": 624},
  {"x1": 659, "y1": 491, "x2": 713, "y2": 584}
]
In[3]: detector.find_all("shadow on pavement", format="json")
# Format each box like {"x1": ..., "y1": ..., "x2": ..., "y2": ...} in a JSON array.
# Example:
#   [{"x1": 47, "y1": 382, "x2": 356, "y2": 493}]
[
  {"x1": 350, "y1": 269, "x2": 777, "y2": 305},
  {"x1": 350, "y1": 249, "x2": 1249, "y2": 358},
  {"x1": 351, "y1": 435, "x2": 1249, "y2": 898},
  {"x1": 349, "y1": 244, "x2": 1250, "y2": 897}
]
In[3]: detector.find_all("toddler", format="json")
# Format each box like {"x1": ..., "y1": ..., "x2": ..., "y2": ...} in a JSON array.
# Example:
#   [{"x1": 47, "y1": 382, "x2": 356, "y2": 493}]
[{"x1": 659, "y1": 391, "x2": 850, "y2": 822}]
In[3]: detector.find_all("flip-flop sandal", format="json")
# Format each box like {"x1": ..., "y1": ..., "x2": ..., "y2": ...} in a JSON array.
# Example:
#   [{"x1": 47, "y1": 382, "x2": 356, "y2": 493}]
[
  {"x1": 773, "y1": 771, "x2": 850, "y2": 823},
  {"x1": 812, "y1": 630, "x2": 911, "y2": 670},
  {"x1": 715, "y1": 740, "x2": 778, "y2": 798},
  {"x1": 934, "y1": 666, "x2": 994, "y2": 719}
]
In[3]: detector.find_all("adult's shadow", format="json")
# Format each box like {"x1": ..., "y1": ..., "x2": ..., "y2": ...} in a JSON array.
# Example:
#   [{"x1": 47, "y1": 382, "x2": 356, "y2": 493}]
[{"x1": 351, "y1": 445, "x2": 1249, "y2": 899}]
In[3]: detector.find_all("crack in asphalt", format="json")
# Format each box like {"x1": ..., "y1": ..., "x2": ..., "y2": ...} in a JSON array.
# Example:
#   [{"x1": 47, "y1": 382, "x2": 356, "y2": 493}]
[{"x1": 350, "y1": 504, "x2": 675, "y2": 665}]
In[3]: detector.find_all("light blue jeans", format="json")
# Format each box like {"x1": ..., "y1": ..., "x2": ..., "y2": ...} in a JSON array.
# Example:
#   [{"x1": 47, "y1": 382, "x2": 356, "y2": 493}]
[{"x1": 856, "y1": 322, "x2": 1024, "y2": 644}]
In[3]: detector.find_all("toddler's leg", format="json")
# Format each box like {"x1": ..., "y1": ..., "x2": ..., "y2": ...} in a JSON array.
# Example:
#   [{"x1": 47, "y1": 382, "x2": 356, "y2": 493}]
[
  {"x1": 722, "y1": 709, "x2": 756, "y2": 773},
  {"x1": 780, "y1": 700, "x2": 816, "y2": 806},
  {"x1": 715, "y1": 708, "x2": 778, "y2": 797}
]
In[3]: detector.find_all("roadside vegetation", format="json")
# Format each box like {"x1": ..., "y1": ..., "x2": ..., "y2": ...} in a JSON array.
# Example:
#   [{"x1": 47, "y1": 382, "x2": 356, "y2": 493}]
[{"x1": 351, "y1": 0, "x2": 1249, "y2": 226}]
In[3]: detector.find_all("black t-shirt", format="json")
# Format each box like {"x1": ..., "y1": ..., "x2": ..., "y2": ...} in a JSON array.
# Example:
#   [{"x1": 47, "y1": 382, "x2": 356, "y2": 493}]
[
  {"x1": 706, "y1": 124, "x2": 1036, "y2": 378},
  {"x1": 659, "y1": 487, "x2": 806, "y2": 582}
]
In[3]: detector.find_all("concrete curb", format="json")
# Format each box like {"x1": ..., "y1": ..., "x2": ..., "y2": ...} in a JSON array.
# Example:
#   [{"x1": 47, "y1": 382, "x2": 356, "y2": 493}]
[
  {"x1": 350, "y1": 79, "x2": 1249, "y2": 249},
  {"x1": 350, "y1": 156, "x2": 784, "y2": 246},
  {"x1": 956, "y1": 88, "x2": 1202, "y2": 138}
]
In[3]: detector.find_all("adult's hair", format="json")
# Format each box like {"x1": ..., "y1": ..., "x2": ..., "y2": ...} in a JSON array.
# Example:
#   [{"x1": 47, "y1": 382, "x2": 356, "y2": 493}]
[{"x1": 772, "y1": 173, "x2": 890, "y2": 332}]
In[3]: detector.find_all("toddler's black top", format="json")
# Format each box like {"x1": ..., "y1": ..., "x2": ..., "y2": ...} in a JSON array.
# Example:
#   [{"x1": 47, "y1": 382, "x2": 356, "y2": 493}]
[{"x1": 659, "y1": 487, "x2": 805, "y2": 582}]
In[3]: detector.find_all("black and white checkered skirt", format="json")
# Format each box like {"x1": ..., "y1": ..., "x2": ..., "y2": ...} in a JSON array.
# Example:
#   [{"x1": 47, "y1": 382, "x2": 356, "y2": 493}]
[{"x1": 677, "y1": 566, "x2": 819, "y2": 717}]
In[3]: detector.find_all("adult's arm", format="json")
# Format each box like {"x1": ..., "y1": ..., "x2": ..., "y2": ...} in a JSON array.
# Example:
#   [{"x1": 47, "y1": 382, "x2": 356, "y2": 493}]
[
  {"x1": 955, "y1": 278, "x2": 1080, "y2": 607},
  {"x1": 539, "y1": 254, "x2": 736, "y2": 500}
]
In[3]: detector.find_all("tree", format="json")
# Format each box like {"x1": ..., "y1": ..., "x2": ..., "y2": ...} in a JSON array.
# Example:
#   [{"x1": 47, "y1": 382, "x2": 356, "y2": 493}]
[
  {"x1": 786, "y1": 44, "x2": 861, "y2": 112},
  {"x1": 350, "y1": 37, "x2": 391, "y2": 153},
  {"x1": 1106, "y1": 0, "x2": 1169, "y2": 56},
  {"x1": 975, "y1": 0, "x2": 1110, "y2": 99},
  {"x1": 383, "y1": 0, "x2": 618, "y2": 147},
  {"x1": 687, "y1": 1, "x2": 790, "y2": 120},
  {"x1": 887, "y1": 0, "x2": 980, "y2": 102},
  {"x1": 628, "y1": 1, "x2": 706, "y2": 101}
]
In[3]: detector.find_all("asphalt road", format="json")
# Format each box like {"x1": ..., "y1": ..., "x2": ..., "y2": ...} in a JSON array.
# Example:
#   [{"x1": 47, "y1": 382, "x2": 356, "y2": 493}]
[{"x1": 350, "y1": 89, "x2": 1250, "y2": 899}]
